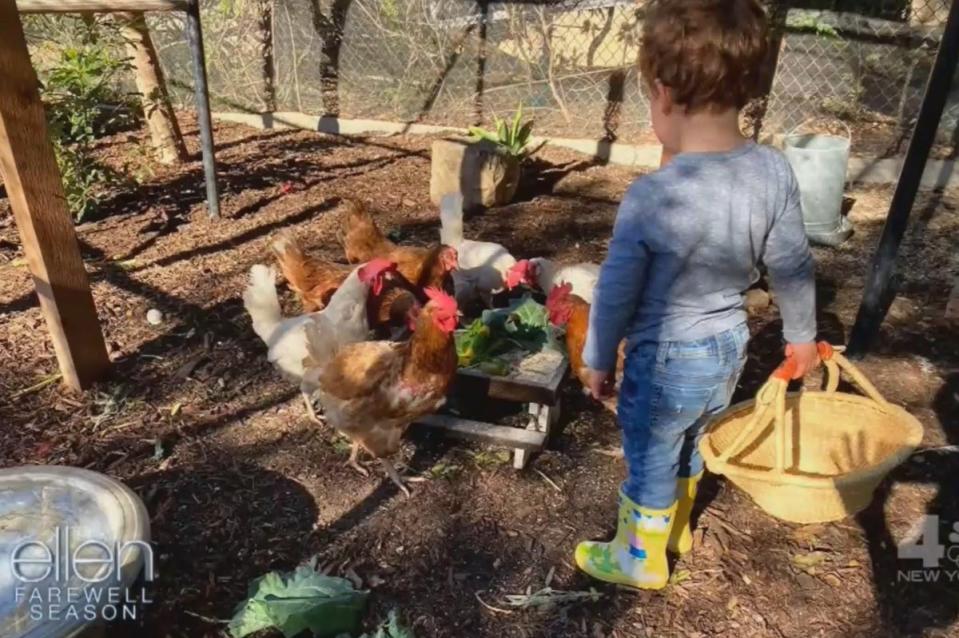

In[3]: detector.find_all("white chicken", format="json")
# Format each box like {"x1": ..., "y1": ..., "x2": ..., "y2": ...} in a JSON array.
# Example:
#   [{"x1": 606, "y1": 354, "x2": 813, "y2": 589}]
[
  {"x1": 523, "y1": 257, "x2": 601, "y2": 304},
  {"x1": 242, "y1": 258, "x2": 396, "y2": 422},
  {"x1": 439, "y1": 193, "x2": 532, "y2": 307}
]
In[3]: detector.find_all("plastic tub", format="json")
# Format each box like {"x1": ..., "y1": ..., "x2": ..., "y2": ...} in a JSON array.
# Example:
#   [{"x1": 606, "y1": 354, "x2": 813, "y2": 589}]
[{"x1": 0, "y1": 466, "x2": 150, "y2": 638}]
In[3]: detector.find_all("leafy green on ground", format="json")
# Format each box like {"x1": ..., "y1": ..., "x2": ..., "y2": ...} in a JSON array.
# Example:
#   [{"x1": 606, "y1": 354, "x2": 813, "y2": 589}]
[{"x1": 229, "y1": 560, "x2": 368, "y2": 638}]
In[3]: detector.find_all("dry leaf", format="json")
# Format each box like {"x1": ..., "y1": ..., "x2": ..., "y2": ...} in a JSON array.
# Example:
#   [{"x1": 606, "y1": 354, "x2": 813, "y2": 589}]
[
  {"x1": 113, "y1": 259, "x2": 140, "y2": 270},
  {"x1": 726, "y1": 595, "x2": 739, "y2": 611},
  {"x1": 792, "y1": 551, "x2": 828, "y2": 569},
  {"x1": 822, "y1": 573, "x2": 842, "y2": 587}
]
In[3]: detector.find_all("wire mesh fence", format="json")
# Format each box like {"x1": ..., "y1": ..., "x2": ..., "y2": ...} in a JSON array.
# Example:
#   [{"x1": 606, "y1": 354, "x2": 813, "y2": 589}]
[
  {"x1": 24, "y1": 0, "x2": 959, "y2": 157},
  {"x1": 250, "y1": 0, "x2": 654, "y2": 143},
  {"x1": 762, "y1": 1, "x2": 955, "y2": 156}
]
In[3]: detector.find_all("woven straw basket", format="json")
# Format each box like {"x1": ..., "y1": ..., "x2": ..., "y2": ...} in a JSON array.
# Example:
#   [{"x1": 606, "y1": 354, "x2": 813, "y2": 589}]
[{"x1": 700, "y1": 343, "x2": 923, "y2": 524}]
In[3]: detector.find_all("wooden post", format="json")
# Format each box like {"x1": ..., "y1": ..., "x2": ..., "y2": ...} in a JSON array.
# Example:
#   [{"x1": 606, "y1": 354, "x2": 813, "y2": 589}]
[
  {"x1": 117, "y1": 11, "x2": 187, "y2": 164},
  {"x1": 0, "y1": 1, "x2": 110, "y2": 390}
]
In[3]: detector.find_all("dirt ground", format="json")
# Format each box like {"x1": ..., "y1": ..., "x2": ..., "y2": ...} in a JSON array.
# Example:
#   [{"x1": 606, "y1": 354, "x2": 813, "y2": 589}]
[{"x1": 1, "y1": 118, "x2": 958, "y2": 638}]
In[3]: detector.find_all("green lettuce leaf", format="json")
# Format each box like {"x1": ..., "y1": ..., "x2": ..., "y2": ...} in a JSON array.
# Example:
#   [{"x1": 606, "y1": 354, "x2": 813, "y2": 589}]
[
  {"x1": 455, "y1": 318, "x2": 492, "y2": 367},
  {"x1": 460, "y1": 296, "x2": 565, "y2": 374},
  {"x1": 229, "y1": 563, "x2": 368, "y2": 638},
  {"x1": 505, "y1": 296, "x2": 549, "y2": 333}
]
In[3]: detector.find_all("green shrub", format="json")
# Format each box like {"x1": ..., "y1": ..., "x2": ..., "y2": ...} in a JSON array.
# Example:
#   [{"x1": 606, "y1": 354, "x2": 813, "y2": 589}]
[
  {"x1": 52, "y1": 140, "x2": 121, "y2": 222},
  {"x1": 39, "y1": 41, "x2": 134, "y2": 220},
  {"x1": 43, "y1": 45, "x2": 134, "y2": 144}
]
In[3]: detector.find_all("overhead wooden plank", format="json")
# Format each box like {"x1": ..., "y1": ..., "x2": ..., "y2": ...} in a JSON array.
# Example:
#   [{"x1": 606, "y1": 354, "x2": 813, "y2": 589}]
[
  {"x1": 16, "y1": 0, "x2": 186, "y2": 13},
  {"x1": 0, "y1": 2, "x2": 111, "y2": 390},
  {"x1": 412, "y1": 414, "x2": 547, "y2": 452}
]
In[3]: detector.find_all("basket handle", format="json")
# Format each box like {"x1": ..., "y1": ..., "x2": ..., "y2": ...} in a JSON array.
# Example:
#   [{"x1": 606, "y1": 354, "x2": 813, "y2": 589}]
[
  {"x1": 717, "y1": 342, "x2": 889, "y2": 474},
  {"x1": 715, "y1": 372, "x2": 787, "y2": 471}
]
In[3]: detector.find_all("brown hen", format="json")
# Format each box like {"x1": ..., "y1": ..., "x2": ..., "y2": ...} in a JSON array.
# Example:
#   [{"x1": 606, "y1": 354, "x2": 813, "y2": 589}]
[
  {"x1": 546, "y1": 283, "x2": 625, "y2": 413},
  {"x1": 340, "y1": 200, "x2": 458, "y2": 292},
  {"x1": 309, "y1": 287, "x2": 460, "y2": 496},
  {"x1": 272, "y1": 231, "x2": 352, "y2": 312}
]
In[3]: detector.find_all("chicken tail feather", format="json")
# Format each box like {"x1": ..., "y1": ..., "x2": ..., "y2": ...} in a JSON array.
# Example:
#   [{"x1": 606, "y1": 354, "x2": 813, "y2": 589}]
[
  {"x1": 243, "y1": 264, "x2": 283, "y2": 344},
  {"x1": 344, "y1": 200, "x2": 386, "y2": 241},
  {"x1": 272, "y1": 231, "x2": 315, "y2": 300}
]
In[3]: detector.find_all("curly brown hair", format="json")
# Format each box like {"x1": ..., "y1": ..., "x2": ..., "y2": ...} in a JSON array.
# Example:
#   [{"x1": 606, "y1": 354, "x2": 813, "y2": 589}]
[{"x1": 639, "y1": 0, "x2": 769, "y2": 113}]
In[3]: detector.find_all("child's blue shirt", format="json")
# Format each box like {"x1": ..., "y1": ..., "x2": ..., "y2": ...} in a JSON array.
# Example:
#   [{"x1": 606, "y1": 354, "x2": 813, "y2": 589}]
[{"x1": 582, "y1": 141, "x2": 817, "y2": 372}]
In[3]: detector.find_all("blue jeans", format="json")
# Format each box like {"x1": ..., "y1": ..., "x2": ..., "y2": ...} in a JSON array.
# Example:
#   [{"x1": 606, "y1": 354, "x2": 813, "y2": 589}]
[{"x1": 617, "y1": 324, "x2": 750, "y2": 509}]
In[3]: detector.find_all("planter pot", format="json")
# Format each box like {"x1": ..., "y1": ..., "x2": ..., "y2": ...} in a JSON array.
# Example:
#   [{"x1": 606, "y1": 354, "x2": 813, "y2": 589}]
[{"x1": 430, "y1": 137, "x2": 520, "y2": 210}]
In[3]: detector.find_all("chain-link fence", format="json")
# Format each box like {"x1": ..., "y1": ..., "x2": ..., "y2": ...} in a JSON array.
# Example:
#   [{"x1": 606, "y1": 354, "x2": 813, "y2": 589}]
[
  {"x1": 762, "y1": 1, "x2": 956, "y2": 156},
  {"x1": 28, "y1": 1, "x2": 959, "y2": 157}
]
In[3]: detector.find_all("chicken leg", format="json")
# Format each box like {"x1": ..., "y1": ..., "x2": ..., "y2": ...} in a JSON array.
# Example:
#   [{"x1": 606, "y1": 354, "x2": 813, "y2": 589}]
[
  {"x1": 346, "y1": 442, "x2": 370, "y2": 477},
  {"x1": 302, "y1": 392, "x2": 324, "y2": 425},
  {"x1": 378, "y1": 458, "x2": 411, "y2": 498},
  {"x1": 300, "y1": 373, "x2": 324, "y2": 425}
]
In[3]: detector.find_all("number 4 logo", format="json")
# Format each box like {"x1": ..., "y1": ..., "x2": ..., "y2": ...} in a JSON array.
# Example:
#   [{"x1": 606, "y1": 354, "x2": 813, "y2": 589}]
[{"x1": 899, "y1": 515, "x2": 945, "y2": 568}]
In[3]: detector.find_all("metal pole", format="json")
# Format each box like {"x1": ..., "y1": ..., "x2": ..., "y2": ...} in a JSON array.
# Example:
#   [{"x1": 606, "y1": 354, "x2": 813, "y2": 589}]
[
  {"x1": 846, "y1": 0, "x2": 959, "y2": 359},
  {"x1": 185, "y1": 0, "x2": 220, "y2": 218}
]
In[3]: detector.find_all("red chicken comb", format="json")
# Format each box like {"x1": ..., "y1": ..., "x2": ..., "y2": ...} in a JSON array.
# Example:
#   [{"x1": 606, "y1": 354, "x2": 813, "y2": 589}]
[
  {"x1": 545, "y1": 282, "x2": 574, "y2": 326},
  {"x1": 506, "y1": 259, "x2": 534, "y2": 289},
  {"x1": 358, "y1": 258, "x2": 396, "y2": 282},
  {"x1": 424, "y1": 287, "x2": 458, "y2": 314},
  {"x1": 546, "y1": 282, "x2": 573, "y2": 307}
]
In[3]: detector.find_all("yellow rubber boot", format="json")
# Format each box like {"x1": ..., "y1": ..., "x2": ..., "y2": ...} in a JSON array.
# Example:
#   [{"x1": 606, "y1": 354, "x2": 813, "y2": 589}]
[
  {"x1": 574, "y1": 491, "x2": 676, "y2": 590},
  {"x1": 668, "y1": 472, "x2": 703, "y2": 555}
]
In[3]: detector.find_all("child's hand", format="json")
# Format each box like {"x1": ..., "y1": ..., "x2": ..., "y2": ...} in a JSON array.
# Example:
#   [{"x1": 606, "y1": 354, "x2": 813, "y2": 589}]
[
  {"x1": 787, "y1": 342, "x2": 820, "y2": 379},
  {"x1": 585, "y1": 368, "x2": 616, "y2": 400}
]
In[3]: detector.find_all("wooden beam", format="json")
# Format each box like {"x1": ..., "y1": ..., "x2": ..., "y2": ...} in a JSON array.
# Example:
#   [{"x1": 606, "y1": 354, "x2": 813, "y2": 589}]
[
  {"x1": 16, "y1": 0, "x2": 186, "y2": 13},
  {"x1": 0, "y1": 2, "x2": 111, "y2": 390},
  {"x1": 412, "y1": 414, "x2": 547, "y2": 452}
]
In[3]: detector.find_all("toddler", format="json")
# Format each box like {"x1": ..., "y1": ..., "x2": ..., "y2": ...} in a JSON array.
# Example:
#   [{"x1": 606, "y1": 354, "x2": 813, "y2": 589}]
[{"x1": 576, "y1": 0, "x2": 818, "y2": 590}]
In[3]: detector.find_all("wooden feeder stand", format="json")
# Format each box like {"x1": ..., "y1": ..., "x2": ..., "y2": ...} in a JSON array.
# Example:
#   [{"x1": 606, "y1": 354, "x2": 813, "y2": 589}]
[{"x1": 414, "y1": 357, "x2": 567, "y2": 469}]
